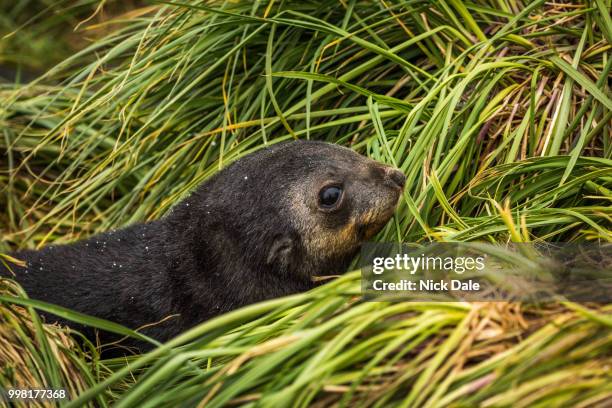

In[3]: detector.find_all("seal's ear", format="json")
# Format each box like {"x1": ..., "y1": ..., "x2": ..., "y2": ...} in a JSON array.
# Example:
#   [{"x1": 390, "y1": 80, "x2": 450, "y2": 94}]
[{"x1": 267, "y1": 236, "x2": 295, "y2": 270}]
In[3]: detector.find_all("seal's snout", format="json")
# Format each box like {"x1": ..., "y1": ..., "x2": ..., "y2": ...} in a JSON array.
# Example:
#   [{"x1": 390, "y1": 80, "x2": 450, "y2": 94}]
[{"x1": 384, "y1": 167, "x2": 406, "y2": 190}]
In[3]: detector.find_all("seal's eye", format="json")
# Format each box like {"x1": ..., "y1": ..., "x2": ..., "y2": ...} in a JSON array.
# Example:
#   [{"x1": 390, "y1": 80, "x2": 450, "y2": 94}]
[{"x1": 319, "y1": 185, "x2": 343, "y2": 209}]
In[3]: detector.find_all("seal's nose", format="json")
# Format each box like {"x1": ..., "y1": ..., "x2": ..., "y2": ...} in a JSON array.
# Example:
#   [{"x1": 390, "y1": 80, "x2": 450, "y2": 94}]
[{"x1": 385, "y1": 167, "x2": 406, "y2": 190}]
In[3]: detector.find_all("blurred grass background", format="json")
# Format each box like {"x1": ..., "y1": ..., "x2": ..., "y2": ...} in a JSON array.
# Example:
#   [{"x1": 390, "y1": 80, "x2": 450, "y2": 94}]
[
  {"x1": 0, "y1": 0, "x2": 143, "y2": 79},
  {"x1": 0, "y1": 0, "x2": 611, "y2": 406}
]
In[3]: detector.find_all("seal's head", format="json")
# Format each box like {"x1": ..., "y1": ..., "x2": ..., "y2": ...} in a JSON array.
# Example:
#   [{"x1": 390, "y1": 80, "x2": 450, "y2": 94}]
[{"x1": 178, "y1": 140, "x2": 405, "y2": 282}]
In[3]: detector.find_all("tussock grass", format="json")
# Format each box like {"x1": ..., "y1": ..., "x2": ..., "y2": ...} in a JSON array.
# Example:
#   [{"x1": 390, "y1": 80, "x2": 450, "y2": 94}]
[
  {"x1": 1, "y1": 0, "x2": 610, "y2": 249},
  {"x1": 0, "y1": 279, "x2": 102, "y2": 408},
  {"x1": 2, "y1": 273, "x2": 611, "y2": 407},
  {"x1": 0, "y1": 0, "x2": 611, "y2": 406},
  {"x1": 66, "y1": 274, "x2": 612, "y2": 407}
]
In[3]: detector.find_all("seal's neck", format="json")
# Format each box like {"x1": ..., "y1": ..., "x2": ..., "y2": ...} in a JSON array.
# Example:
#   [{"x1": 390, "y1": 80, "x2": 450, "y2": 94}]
[{"x1": 162, "y1": 208, "x2": 314, "y2": 320}]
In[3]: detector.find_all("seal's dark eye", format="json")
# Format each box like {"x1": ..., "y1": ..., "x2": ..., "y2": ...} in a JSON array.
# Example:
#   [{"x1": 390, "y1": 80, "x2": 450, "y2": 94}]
[{"x1": 319, "y1": 186, "x2": 343, "y2": 209}]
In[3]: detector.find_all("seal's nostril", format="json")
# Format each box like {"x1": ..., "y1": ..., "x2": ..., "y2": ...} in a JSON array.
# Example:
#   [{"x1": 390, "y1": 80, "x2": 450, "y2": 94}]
[{"x1": 386, "y1": 168, "x2": 406, "y2": 190}]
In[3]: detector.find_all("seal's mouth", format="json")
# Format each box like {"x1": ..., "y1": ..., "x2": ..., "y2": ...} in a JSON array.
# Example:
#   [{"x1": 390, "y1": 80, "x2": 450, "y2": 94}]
[
  {"x1": 357, "y1": 202, "x2": 401, "y2": 241},
  {"x1": 357, "y1": 222, "x2": 384, "y2": 241}
]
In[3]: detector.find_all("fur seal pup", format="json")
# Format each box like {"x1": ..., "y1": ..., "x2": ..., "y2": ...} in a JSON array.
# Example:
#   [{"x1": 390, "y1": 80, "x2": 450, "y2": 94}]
[{"x1": 1, "y1": 140, "x2": 405, "y2": 353}]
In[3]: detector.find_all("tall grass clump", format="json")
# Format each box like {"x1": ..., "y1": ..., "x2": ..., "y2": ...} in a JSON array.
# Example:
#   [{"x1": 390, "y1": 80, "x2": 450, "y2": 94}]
[
  {"x1": 0, "y1": 0, "x2": 611, "y2": 406},
  {"x1": 0, "y1": 278, "x2": 108, "y2": 408}
]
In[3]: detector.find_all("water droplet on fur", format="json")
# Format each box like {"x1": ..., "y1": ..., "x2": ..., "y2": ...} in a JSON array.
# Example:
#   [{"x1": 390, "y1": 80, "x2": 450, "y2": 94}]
[
  {"x1": 145, "y1": 246, "x2": 149, "y2": 251},
  {"x1": 113, "y1": 262, "x2": 117, "y2": 267},
  {"x1": 244, "y1": 176, "x2": 248, "y2": 180},
  {"x1": 39, "y1": 267, "x2": 43, "y2": 271}
]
